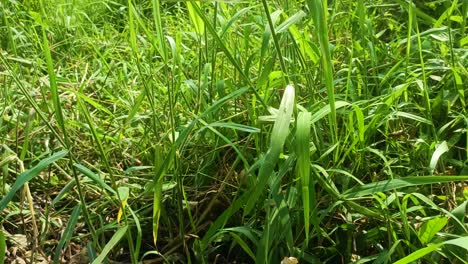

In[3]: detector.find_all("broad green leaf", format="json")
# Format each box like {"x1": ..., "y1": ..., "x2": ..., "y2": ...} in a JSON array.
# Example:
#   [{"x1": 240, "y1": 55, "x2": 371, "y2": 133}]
[
  {"x1": 394, "y1": 236, "x2": 468, "y2": 264},
  {"x1": 393, "y1": 243, "x2": 443, "y2": 264},
  {"x1": 92, "y1": 225, "x2": 129, "y2": 264},
  {"x1": 443, "y1": 236, "x2": 468, "y2": 249},
  {"x1": 418, "y1": 216, "x2": 448, "y2": 245},
  {"x1": 0, "y1": 150, "x2": 68, "y2": 210}
]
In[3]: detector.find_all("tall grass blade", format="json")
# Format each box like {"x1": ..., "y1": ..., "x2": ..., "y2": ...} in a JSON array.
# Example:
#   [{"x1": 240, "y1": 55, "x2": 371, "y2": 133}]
[
  {"x1": 244, "y1": 85, "x2": 295, "y2": 215},
  {"x1": 151, "y1": 0, "x2": 167, "y2": 61},
  {"x1": 306, "y1": 0, "x2": 337, "y2": 144},
  {"x1": 38, "y1": 1, "x2": 66, "y2": 139},
  {"x1": 152, "y1": 146, "x2": 163, "y2": 245},
  {"x1": 261, "y1": 0, "x2": 289, "y2": 84},
  {"x1": 187, "y1": 1, "x2": 266, "y2": 107},
  {"x1": 73, "y1": 163, "x2": 116, "y2": 194},
  {"x1": 296, "y1": 111, "x2": 312, "y2": 244}
]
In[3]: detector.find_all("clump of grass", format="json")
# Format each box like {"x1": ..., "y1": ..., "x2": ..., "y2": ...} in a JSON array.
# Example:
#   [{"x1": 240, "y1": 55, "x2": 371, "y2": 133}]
[{"x1": 0, "y1": 0, "x2": 467, "y2": 263}]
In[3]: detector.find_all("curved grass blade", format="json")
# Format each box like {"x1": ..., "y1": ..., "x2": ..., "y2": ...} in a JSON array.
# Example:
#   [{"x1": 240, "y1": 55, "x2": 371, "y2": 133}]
[
  {"x1": 53, "y1": 204, "x2": 81, "y2": 264},
  {"x1": 92, "y1": 225, "x2": 129, "y2": 264},
  {"x1": 343, "y1": 175, "x2": 468, "y2": 199},
  {"x1": 0, "y1": 150, "x2": 68, "y2": 210},
  {"x1": 394, "y1": 236, "x2": 468, "y2": 264},
  {"x1": 429, "y1": 141, "x2": 449, "y2": 175},
  {"x1": 230, "y1": 232, "x2": 255, "y2": 261},
  {"x1": 73, "y1": 163, "x2": 116, "y2": 195},
  {"x1": 51, "y1": 179, "x2": 76, "y2": 206},
  {"x1": 310, "y1": 101, "x2": 349, "y2": 124}
]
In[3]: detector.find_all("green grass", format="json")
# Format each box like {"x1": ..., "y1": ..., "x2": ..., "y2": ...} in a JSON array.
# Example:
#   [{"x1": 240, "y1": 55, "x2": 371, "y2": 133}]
[{"x1": 1, "y1": 0, "x2": 467, "y2": 263}]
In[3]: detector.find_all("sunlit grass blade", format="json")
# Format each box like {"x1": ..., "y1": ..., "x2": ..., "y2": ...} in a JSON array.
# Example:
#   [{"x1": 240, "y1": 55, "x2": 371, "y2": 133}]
[
  {"x1": 393, "y1": 242, "x2": 443, "y2": 264},
  {"x1": 394, "y1": 236, "x2": 468, "y2": 264},
  {"x1": 187, "y1": 1, "x2": 204, "y2": 35},
  {"x1": 38, "y1": 1, "x2": 66, "y2": 140},
  {"x1": 244, "y1": 85, "x2": 295, "y2": 215},
  {"x1": 91, "y1": 225, "x2": 129, "y2": 264}
]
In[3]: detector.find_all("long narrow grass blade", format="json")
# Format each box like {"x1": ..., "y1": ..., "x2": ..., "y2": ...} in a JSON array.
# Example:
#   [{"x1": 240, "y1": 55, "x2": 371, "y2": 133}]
[
  {"x1": 245, "y1": 85, "x2": 295, "y2": 215},
  {"x1": 91, "y1": 225, "x2": 129, "y2": 264},
  {"x1": 0, "y1": 228, "x2": 5, "y2": 264},
  {"x1": 261, "y1": 0, "x2": 289, "y2": 84},
  {"x1": 394, "y1": 236, "x2": 468, "y2": 264},
  {"x1": 343, "y1": 175, "x2": 468, "y2": 198},
  {"x1": 73, "y1": 163, "x2": 116, "y2": 194},
  {"x1": 306, "y1": 0, "x2": 337, "y2": 144},
  {"x1": 53, "y1": 204, "x2": 82, "y2": 264},
  {"x1": 0, "y1": 150, "x2": 68, "y2": 210},
  {"x1": 151, "y1": 0, "x2": 167, "y2": 61},
  {"x1": 187, "y1": 1, "x2": 267, "y2": 107},
  {"x1": 393, "y1": 243, "x2": 443, "y2": 264},
  {"x1": 296, "y1": 111, "x2": 312, "y2": 243},
  {"x1": 39, "y1": 5, "x2": 66, "y2": 139},
  {"x1": 152, "y1": 146, "x2": 163, "y2": 246}
]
